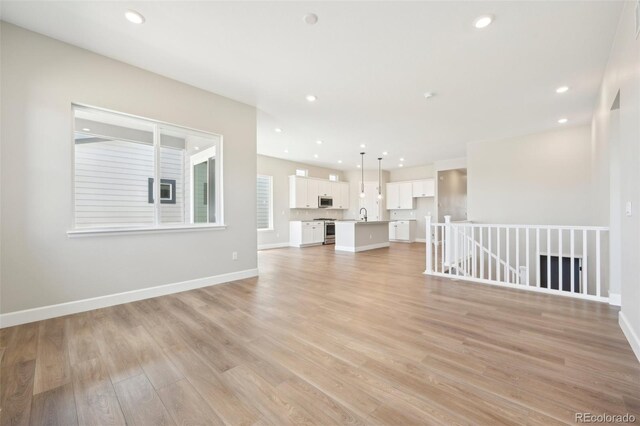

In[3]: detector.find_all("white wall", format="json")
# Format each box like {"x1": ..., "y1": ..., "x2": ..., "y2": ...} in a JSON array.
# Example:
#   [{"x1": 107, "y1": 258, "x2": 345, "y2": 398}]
[
  {"x1": 256, "y1": 155, "x2": 345, "y2": 249},
  {"x1": 388, "y1": 165, "x2": 436, "y2": 239},
  {"x1": 343, "y1": 170, "x2": 390, "y2": 221},
  {"x1": 591, "y1": 1, "x2": 640, "y2": 361},
  {"x1": 467, "y1": 125, "x2": 594, "y2": 225},
  {"x1": 0, "y1": 23, "x2": 257, "y2": 315}
]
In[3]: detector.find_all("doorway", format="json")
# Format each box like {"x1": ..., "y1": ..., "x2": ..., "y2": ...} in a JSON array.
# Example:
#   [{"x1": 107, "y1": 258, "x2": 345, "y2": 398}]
[{"x1": 437, "y1": 168, "x2": 467, "y2": 222}]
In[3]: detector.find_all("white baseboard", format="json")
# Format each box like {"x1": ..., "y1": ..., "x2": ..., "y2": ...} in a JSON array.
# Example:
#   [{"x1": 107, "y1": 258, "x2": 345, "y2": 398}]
[
  {"x1": 415, "y1": 238, "x2": 426, "y2": 243},
  {"x1": 0, "y1": 268, "x2": 259, "y2": 328},
  {"x1": 609, "y1": 292, "x2": 621, "y2": 306},
  {"x1": 335, "y1": 242, "x2": 390, "y2": 253},
  {"x1": 258, "y1": 242, "x2": 290, "y2": 250},
  {"x1": 619, "y1": 311, "x2": 640, "y2": 363}
]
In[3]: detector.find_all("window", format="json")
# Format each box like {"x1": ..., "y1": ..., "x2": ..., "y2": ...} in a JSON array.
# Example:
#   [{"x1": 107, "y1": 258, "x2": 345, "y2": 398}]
[
  {"x1": 295, "y1": 169, "x2": 308, "y2": 177},
  {"x1": 72, "y1": 105, "x2": 223, "y2": 232},
  {"x1": 329, "y1": 174, "x2": 339, "y2": 182},
  {"x1": 257, "y1": 175, "x2": 273, "y2": 230}
]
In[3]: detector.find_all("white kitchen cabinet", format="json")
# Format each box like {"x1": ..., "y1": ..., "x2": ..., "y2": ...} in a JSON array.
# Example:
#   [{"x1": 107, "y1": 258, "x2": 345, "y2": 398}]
[
  {"x1": 290, "y1": 221, "x2": 325, "y2": 247},
  {"x1": 330, "y1": 182, "x2": 350, "y2": 209},
  {"x1": 318, "y1": 180, "x2": 332, "y2": 197},
  {"x1": 412, "y1": 179, "x2": 435, "y2": 197},
  {"x1": 290, "y1": 176, "x2": 349, "y2": 210},
  {"x1": 389, "y1": 220, "x2": 417, "y2": 242},
  {"x1": 289, "y1": 176, "x2": 318, "y2": 208},
  {"x1": 339, "y1": 182, "x2": 350, "y2": 209},
  {"x1": 289, "y1": 176, "x2": 309, "y2": 208},
  {"x1": 386, "y1": 182, "x2": 414, "y2": 210},
  {"x1": 306, "y1": 179, "x2": 319, "y2": 208}
]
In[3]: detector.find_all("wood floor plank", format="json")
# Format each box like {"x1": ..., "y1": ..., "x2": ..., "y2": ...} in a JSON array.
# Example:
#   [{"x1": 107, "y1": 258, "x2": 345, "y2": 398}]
[
  {"x1": 33, "y1": 318, "x2": 70, "y2": 395},
  {"x1": 29, "y1": 383, "x2": 78, "y2": 426},
  {"x1": 113, "y1": 373, "x2": 174, "y2": 426},
  {"x1": 125, "y1": 325, "x2": 183, "y2": 390},
  {"x1": 1, "y1": 243, "x2": 638, "y2": 425},
  {"x1": 157, "y1": 379, "x2": 225, "y2": 426},
  {"x1": 71, "y1": 357, "x2": 126, "y2": 426},
  {"x1": 0, "y1": 360, "x2": 36, "y2": 426}
]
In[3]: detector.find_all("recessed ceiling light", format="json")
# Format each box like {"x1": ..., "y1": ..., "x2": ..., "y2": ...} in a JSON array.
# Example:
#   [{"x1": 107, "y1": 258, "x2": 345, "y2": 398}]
[
  {"x1": 382, "y1": 151, "x2": 388, "y2": 156},
  {"x1": 399, "y1": 164, "x2": 404, "y2": 168},
  {"x1": 303, "y1": 13, "x2": 318, "y2": 25},
  {"x1": 338, "y1": 160, "x2": 343, "y2": 164},
  {"x1": 314, "y1": 154, "x2": 319, "y2": 158},
  {"x1": 558, "y1": 118, "x2": 568, "y2": 124},
  {"x1": 82, "y1": 128, "x2": 91, "y2": 132},
  {"x1": 556, "y1": 86, "x2": 570, "y2": 94},
  {"x1": 357, "y1": 164, "x2": 361, "y2": 168},
  {"x1": 194, "y1": 146, "x2": 200, "y2": 151},
  {"x1": 424, "y1": 92, "x2": 435, "y2": 99},
  {"x1": 474, "y1": 14, "x2": 493, "y2": 29},
  {"x1": 316, "y1": 140, "x2": 323, "y2": 145},
  {"x1": 284, "y1": 149, "x2": 289, "y2": 153},
  {"x1": 360, "y1": 144, "x2": 366, "y2": 148},
  {"x1": 125, "y1": 10, "x2": 145, "y2": 24},
  {"x1": 400, "y1": 157, "x2": 405, "y2": 162},
  {"x1": 274, "y1": 127, "x2": 282, "y2": 133},
  {"x1": 306, "y1": 95, "x2": 317, "y2": 102}
]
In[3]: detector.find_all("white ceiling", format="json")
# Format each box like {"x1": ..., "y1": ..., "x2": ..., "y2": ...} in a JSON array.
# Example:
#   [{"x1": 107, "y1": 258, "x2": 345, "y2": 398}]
[{"x1": 1, "y1": 1, "x2": 623, "y2": 171}]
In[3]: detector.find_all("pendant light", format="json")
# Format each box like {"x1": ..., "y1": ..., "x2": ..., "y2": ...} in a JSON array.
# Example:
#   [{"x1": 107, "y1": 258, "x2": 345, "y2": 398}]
[
  {"x1": 377, "y1": 157, "x2": 383, "y2": 200},
  {"x1": 359, "y1": 152, "x2": 366, "y2": 198}
]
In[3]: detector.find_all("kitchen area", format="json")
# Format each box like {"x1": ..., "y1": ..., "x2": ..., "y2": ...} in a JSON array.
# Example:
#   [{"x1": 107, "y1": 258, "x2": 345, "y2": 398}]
[{"x1": 287, "y1": 173, "x2": 436, "y2": 252}]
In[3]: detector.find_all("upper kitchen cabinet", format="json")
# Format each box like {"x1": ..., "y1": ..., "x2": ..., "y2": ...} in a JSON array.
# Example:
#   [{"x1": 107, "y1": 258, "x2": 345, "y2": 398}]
[
  {"x1": 412, "y1": 179, "x2": 435, "y2": 197},
  {"x1": 386, "y1": 182, "x2": 414, "y2": 210},
  {"x1": 318, "y1": 180, "x2": 332, "y2": 197},
  {"x1": 331, "y1": 182, "x2": 350, "y2": 209},
  {"x1": 289, "y1": 176, "x2": 349, "y2": 209},
  {"x1": 289, "y1": 176, "x2": 319, "y2": 208}
]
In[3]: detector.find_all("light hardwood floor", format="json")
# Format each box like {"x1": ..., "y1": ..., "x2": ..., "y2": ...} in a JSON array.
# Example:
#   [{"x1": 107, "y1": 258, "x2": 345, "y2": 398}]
[{"x1": 2, "y1": 243, "x2": 639, "y2": 425}]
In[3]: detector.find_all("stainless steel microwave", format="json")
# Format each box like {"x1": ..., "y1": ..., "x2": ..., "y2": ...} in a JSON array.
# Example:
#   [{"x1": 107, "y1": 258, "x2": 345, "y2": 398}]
[{"x1": 318, "y1": 196, "x2": 333, "y2": 208}]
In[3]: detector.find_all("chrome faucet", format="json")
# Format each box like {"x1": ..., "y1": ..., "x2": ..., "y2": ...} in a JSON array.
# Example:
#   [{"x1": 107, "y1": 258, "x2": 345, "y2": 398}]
[{"x1": 359, "y1": 207, "x2": 368, "y2": 222}]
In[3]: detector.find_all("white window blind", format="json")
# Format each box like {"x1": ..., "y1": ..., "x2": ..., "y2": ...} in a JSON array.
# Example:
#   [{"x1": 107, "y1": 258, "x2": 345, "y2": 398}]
[{"x1": 257, "y1": 175, "x2": 272, "y2": 230}]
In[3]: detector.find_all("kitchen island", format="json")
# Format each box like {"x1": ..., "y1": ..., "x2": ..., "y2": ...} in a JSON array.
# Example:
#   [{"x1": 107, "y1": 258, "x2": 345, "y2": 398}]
[{"x1": 335, "y1": 221, "x2": 390, "y2": 252}]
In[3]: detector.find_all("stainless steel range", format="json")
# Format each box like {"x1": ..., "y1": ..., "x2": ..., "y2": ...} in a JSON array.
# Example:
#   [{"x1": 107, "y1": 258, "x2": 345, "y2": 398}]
[{"x1": 314, "y1": 218, "x2": 335, "y2": 245}]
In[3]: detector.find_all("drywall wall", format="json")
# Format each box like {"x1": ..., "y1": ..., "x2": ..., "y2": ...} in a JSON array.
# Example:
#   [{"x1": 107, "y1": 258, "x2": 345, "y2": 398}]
[
  {"x1": 0, "y1": 23, "x2": 257, "y2": 315},
  {"x1": 389, "y1": 165, "x2": 436, "y2": 239},
  {"x1": 591, "y1": 1, "x2": 640, "y2": 360},
  {"x1": 256, "y1": 155, "x2": 345, "y2": 249},
  {"x1": 467, "y1": 125, "x2": 594, "y2": 225}
]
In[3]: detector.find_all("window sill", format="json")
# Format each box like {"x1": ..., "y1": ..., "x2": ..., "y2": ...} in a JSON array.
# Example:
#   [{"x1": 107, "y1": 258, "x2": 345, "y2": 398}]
[
  {"x1": 257, "y1": 228, "x2": 274, "y2": 232},
  {"x1": 67, "y1": 224, "x2": 227, "y2": 238}
]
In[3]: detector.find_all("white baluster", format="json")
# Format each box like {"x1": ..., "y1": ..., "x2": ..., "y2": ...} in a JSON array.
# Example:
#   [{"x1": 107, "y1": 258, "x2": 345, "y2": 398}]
[
  {"x1": 525, "y1": 228, "x2": 530, "y2": 286},
  {"x1": 516, "y1": 228, "x2": 520, "y2": 285},
  {"x1": 425, "y1": 216, "x2": 433, "y2": 274},
  {"x1": 596, "y1": 230, "x2": 601, "y2": 297},
  {"x1": 570, "y1": 229, "x2": 575, "y2": 293},
  {"x1": 582, "y1": 229, "x2": 588, "y2": 295},
  {"x1": 558, "y1": 229, "x2": 563, "y2": 292},
  {"x1": 497, "y1": 227, "x2": 501, "y2": 282},
  {"x1": 488, "y1": 227, "x2": 493, "y2": 281},
  {"x1": 536, "y1": 228, "x2": 540, "y2": 287},
  {"x1": 506, "y1": 227, "x2": 510, "y2": 284},
  {"x1": 480, "y1": 226, "x2": 485, "y2": 280},
  {"x1": 547, "y1": 228, "x2": 551, "y2": 290}
]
